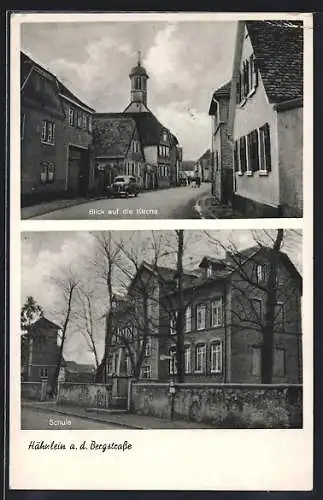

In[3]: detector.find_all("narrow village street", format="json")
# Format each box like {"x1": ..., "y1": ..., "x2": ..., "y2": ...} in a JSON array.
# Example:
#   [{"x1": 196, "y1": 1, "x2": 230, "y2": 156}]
[
  {"x1": 24, "y1": 184, "x2": 211, "y2": 220},
  {"x1": 21, "y1": 406, "x2": 123, "y2": 430}
]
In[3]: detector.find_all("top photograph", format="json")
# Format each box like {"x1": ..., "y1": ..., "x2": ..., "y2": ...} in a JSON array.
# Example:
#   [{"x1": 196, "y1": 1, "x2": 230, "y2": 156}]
[{"x1": 19, "y1": 17, "x2": 305, "y2": 220}]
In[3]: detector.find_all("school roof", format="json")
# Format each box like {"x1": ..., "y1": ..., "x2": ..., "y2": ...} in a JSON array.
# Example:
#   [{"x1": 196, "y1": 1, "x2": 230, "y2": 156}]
[
  {"x1": 29, "y1": 316, "x2": 62, "y2": 332},
  {"x1": 92, "y1": 113, "x2": 137, "y2": 158},
  {"x1": 246, "y1": 20, "x2": 303, "y2": 104}
]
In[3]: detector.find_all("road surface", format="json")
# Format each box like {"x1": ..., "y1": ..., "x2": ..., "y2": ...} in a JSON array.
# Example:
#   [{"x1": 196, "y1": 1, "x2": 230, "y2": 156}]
[
  {"x1": 21, "y1": 406, "x2": 124, "y2": 430},
  {"x1": 29, "y1": 184, "x2": 211, "y2": 220}
]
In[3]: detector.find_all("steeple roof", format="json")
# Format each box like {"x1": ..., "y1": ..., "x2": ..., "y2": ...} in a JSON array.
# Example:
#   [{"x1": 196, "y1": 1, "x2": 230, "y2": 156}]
[{"x1": 129, "y1": 52, "x2": 149, "y2": 78}]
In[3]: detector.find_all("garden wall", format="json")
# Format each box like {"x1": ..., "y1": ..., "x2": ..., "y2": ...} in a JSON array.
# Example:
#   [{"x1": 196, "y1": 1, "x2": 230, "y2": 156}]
[
  {"x1": 57, "y1": 383, "x2": 110, "y2": 409},
  {"x1": 130, "y1": 382, "x2": 302, "y2": 428}
]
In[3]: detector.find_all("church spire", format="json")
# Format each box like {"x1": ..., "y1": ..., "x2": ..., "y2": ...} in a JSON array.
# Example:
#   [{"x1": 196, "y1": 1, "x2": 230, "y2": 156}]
[{"x1": 128, "y1": 52, "x2": 149, "y2": 110}]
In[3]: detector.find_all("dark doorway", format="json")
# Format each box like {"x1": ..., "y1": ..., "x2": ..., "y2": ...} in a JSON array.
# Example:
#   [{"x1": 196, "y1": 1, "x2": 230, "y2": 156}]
[{"x1": 68, "y1": 146, "x2": 90, "y2": 196}]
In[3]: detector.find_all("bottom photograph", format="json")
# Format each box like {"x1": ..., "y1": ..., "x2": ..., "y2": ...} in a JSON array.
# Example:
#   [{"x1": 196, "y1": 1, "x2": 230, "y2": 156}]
[{"x1": 20, "y1": 229, "x2": 303, "y2": 430}]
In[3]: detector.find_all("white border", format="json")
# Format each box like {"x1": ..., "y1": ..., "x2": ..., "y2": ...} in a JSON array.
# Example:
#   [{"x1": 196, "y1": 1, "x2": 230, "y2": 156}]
[{"x1": 10, "y1": 11, "x2": 313, "y2": 491}]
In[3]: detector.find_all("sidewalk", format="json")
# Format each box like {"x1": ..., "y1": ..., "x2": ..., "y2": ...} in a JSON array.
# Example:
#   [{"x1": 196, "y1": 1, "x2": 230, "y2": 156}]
[
  {"x1": 22, "y1": 401, "x2": 214, "y2": 429},
  {"x1": 21, "y1": 196, "x2": 104, "y2": 220},
  {"x1": 195, "y1": 195, "x2": 244, "y2": 219}
]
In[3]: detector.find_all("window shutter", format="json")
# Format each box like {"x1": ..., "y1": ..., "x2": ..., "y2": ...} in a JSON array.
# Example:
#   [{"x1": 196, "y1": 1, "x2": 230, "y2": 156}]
[
  {"x1": 243, "y1": 62, "x2": 248, "y2": 96},
  {"x1": 252, "y1": 129, "x2": 259, "y2": 172},
  {"x1": 233, "y1": 141, "x2": 239, "y2": 172},
  {"x1": 239, "y1": 137, "x2": 246, "y2": 173},
  {"x1": 52, "y1": 123, "x2": 56, "y2": 143},
  {"x1": 263, "y1": 123, "x2": 271, "y2": 172},
  {"x1": 247, "y1": 133, "x2": 252, "y2": 171},
  {"x1": 245, "y1": 60, "x2": 249, "y2": 94},
  {"x1": 253, "y1": 57, "x2": 259, "y2": 89},
  {"x1": 236, "y1": 73, "x2": 241, "y2": 104}
]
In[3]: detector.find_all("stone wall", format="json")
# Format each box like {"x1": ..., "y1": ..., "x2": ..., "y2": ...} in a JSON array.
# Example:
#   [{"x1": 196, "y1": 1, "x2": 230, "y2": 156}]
[
  {"x1": 57, "y1": 383, "x2": 110, "y2": 409},
  {"x1": 131, "y1": 382, "x2": 302, "y2": 428},
  {"x1": 21, "y1": 382, "x2": 43, "y2": 401}
]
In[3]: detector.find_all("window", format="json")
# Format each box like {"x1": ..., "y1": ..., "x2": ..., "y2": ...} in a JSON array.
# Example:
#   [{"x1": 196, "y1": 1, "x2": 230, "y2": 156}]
[
  {"x1": 77, "y1": 112, "x2": 82, "y2": 128},
  {"x1": 82, "y1": 114, "x2": 87, "y2": 129},
  {"x1": 210, "y1": 341, "x2": 223, "y2": 373},
  {"x1": 170, "y1": 312, "x2": 177, "y2": 335},
  {"x1": 274, "y1": 348, "x2": 286, "y2": 377},
  {"x1": 196, "y1": 304, "x2": 206, "y2": 330},
  {"x1": 247, "y1": 129, "x2": 260, "y2": 174},
  {"x1": 21, "y1": 113, "x2": 25, "y2": 139},
  {"x1": 41, "y1": 120, "x2": 55, "y2": 145},
  {"x1": 112, "y1": 353, "x2": 117, "y2": 373},
  {"x1": 211, "y1": 298, "x2": 223, "y2": 327},
  {"x1": 145, "y1": 336, "x2": 152, "y2": 357},
  {"x1": 142, "y1": 365, "x2": 152, "y2": 379},
  {"x1": 237, "y1": 54, "x2": 259, "y2": 104},
  {"x1": 184, "y1": 345, "x2": 191, "y2": 374},
  {"x1": 256, "y1": 264, "x2": 267, "y2": 284},
  {"x1": 195, "y1": 344, "x2": 206, "y2": 373},
  {"x1": 251, "y1": 347, "x2": 261, "y2": 376},
  {"x1": 275, "y1": 303, "x2": 285, "y2": 331},
  {"x1": 206, "y1": 265, "x2": 213, "y2": 279},
  {"x1": 107, "y1": 356, "x2": 113, "y2": 375},
  {"x1": 68, "y1": 107, "x2": 74, "y2": 126},
  {"x1": 169, "y1": 347, "x2": 177, "y2": 375},
  {"x1": 215, "y1": 150, "x2": 219, "y2": 171},
  {"x1": 88, "y1": 116, "x2": 92, "y2": 132},
  {"x1": 39, "y1": 367, "x2": 48, "y2": 378},
  {"x1": 40, "y1": 161, "x2": 55, "y2": 184},
  {"x1": 234, "y1": 124, "x2": 271, "y2": 176},
  {"x1": 259, "y1": 123, "x2": 271, "y2": 173},
  {"x1": 251, "y1": 298, "x2": 263, "y2": 321},
  {"x1": 125, "y1": 355, "x2": 132, "y2": 376},
  {"x1": 185, "y1": 306, "x2": 192, "y2": 332}
]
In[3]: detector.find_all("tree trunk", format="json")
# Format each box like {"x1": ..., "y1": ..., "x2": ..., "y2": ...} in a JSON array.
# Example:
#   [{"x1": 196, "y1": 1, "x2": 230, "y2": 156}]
[
  {"x1": 261, "y1": 229, "x2": 284, "y2": 384},
  {"x1": 176, "y1": 230, "x2": 185, "y2": 383},
  {"x1": 49, "y1": 288, "x2": 74, "y2": 397}
]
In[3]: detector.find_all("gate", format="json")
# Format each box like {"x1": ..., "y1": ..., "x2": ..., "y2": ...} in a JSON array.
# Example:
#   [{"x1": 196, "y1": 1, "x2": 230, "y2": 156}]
[{"x1": 111, "y1": 376, "x2": 130, "y2": 409}]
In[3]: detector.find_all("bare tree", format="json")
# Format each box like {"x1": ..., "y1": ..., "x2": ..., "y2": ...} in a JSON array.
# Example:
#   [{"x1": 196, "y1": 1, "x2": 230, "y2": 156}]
[
  {"x1": 205, "y1": 229, "x2": 302, "y2": 384},
  {"x1": 89, "y1": 231, "x2": 124, "y2": 382},
  {"x1": 73, "y1": 286, "x2": 101, "y2": 371},
  {"x1": 48, "y1": 268, "x2": 79, "y2": 396},
  {"x1": 106, "y1": 230, "x2": 206, "y2": 382}
]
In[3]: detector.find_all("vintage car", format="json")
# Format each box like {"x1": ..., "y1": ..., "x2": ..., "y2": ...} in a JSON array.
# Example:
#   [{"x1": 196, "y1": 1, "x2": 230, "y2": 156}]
[{"x1": 110, "y1": 176, "x2": 140, "y2": 197}]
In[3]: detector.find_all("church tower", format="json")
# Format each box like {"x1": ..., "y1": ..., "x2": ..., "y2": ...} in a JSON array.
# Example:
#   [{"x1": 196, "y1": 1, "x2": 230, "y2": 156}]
[{"x1": 124, "y1": 52, "x2": 149, "y2": 113}]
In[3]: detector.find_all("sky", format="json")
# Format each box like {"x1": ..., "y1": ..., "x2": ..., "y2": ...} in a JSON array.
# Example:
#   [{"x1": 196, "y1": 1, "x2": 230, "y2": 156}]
[
  {"x1": 21, "y1": 20, "x2": 237, "y2": 160},
  {"x1": 21, "y1": 230, "x2": 302, "y2": 365}
]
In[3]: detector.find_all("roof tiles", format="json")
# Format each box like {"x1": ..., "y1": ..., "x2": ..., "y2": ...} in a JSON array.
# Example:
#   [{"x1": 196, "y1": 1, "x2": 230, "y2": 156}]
[{"x1": 246, "y1": 20, "x2": 303, "y2": 103}]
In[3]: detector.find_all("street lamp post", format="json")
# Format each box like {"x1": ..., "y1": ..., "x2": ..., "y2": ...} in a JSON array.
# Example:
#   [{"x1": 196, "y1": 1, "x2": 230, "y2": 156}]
[{"x1": 160, "y1": 354, "x2": 176, "y2": 421}]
